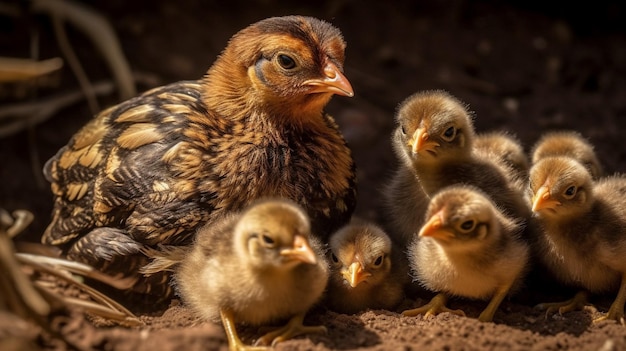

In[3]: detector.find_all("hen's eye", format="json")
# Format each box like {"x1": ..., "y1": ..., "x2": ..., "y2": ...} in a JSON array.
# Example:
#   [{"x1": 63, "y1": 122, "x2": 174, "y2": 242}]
[
  {"x1": 331, "y1": 253, "x2": 339, "y2": 263},
  {"x1": 373, "y1": 255, "x2": 384, "y2": 266},
  {"x1": 442, "y1": 126, "x2": 456, "y2": 140},
  {"x1": 277, "y1": 54, "x2": 296, "y2": 69},
  {"x1": 261, "y1": 235, "x2": 275, "y2": 245},
  {"x1": 460, "y1": 220, "x2": 475, "y2": 231},
  {"x1": 564, "y1": 186, "x2": 577, "y2": 198}
]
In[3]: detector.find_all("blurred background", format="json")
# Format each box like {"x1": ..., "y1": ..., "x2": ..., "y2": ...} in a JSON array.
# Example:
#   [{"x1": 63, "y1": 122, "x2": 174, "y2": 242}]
[{"x1": 1, "y1": 0, "x2": 625, "y2": 242}]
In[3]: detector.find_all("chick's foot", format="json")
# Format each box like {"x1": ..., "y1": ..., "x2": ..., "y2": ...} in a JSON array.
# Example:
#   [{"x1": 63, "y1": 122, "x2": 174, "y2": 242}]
[
  {"x1": 594, "y1": 276, "x2": 626, "y2": 324},
  {"x1": 402, "y1": 293, "x2": 465, "y2": 318},
  {"x1": 254, "y1": 313, "x2": 326, "y2": 347},
  {"x1": 536, "y1": 290, "x2": 589, "y2": 318}
]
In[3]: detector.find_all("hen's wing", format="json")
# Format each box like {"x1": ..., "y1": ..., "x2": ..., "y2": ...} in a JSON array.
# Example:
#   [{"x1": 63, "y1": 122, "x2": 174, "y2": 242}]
[{"x1": 43, "y1": 81, "x2": 219, "y2": 248}]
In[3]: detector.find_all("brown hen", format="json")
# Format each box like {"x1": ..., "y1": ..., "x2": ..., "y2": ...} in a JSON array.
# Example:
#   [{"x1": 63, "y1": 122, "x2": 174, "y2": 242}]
[{"x1": 41, "y1": 16, "x2": 356, "y2": 307}]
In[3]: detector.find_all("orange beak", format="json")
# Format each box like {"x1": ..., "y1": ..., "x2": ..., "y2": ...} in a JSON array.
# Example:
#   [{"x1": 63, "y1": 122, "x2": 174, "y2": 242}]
[
  {"x1": 280, "y1": 235, "x2": 317, "y2": 265},
  {"x1": 419, "y1": 210, "x2": 454, "y2": 242},
  {"x1": 411, "y1": 127, "x2": 440, "y2": 155},
  {"x1": 303, "y1": 62, "x2": 354, "y2": 97},
  {"x1": 342, "y1": 261, "x2": 370, "y2": 288},
  {"x1": 532, "y1": 186, "x2": 561, "y2": 212}
]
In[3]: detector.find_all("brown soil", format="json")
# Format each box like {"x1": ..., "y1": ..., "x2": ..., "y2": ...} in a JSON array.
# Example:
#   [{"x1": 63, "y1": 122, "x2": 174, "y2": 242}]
[{"x1": 2, "y1": 1, "x2": 626, "y2": 350}]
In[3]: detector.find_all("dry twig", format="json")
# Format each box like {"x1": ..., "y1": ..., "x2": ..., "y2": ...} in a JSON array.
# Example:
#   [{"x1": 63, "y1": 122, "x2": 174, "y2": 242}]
[
  {"x1": 30, "y1": 0, "x2": 136, "y2": 101},
  {"x1": 0, "y1": 208, "x2": 144, "y2": 349}
]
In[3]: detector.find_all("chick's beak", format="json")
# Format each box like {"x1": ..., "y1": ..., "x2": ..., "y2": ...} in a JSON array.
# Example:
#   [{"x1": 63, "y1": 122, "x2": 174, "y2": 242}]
[
  {"x1": 411, "y1": 128, "x2": 440, "y2": 155},
  {"x1": 419, "y1": 210, "x2": 454, "y2": 241},
  {"x1": 532, "y1": 186, "x2": 561, "y2": 212},
  {"x1": 342, "y1": 261, "x2": 370, "y2": 288},
  {"x1": 280, "y1": 235, "x2": 317, "y2": 265},
  {"x1": 303, "y1": 62, "x2": 354, "y2": 97}
]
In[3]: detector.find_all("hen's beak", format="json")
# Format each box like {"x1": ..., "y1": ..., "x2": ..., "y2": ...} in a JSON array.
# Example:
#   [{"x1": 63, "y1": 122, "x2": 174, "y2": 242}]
[
  {"x1": 532, "y1": 186, "x2": 561, "y2": 212},
  {"x1": 419, "y1": 210, "x2": 454, "y2": 242},
  {"x1": 303, "y1": 62, "x2": 354, "y2": 97},
  {"x1": 342, "y1": 261, "x2": 370, "y2": 288},
  {"x1": 411, "y1": 128, "x2": 439, "y2": 155},
  {"x1": 281, "y1": 235, "x2": 317, "y2": 264}
]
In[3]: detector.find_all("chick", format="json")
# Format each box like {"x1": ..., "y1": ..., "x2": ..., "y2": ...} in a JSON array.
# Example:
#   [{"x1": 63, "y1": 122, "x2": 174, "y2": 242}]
[
  {"x1": 175, "y1": 199, "x2": 329, "y2": 350},
  {"x1": 41, "y1": 16, "x2": 356, "y2": 304},
  {"x1": 381, "y1": 166, "x2": 429, "y2": 248},
  {"x1": 384, "y1": 90, "x2": 530, "y2": 247},
  {"x1": 325, "y1": 220, "x2": 409, "y2": 314},
  {"x1": 529, "y1": 156, "x2": 626, "y2": 323},
  {"x1": 474, "y1": 130, "x2": 529, "y2": 188},
  {"x1": 402, "y1": 185, "x2": 529, "y2": 322},
  {"x1": 531, "y1": 130, "x2": 603, "y2": 179}
]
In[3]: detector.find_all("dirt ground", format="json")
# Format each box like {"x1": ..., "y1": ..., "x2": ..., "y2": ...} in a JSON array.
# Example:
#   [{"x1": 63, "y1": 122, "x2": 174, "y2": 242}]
[{"x1": 2, "y1": 0, "x2": 626, "y2": 350}]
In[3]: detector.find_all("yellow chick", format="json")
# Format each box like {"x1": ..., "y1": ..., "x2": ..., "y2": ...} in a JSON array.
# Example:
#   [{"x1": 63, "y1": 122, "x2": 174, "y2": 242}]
[
  {"x1": 384, "y1": 90, "x2": 530, "y2": 248},
  {"x1": 530, "y1": 130, "x2": 603, "y2": 179},
  {"x1": 175, "y1": 199, "x2": 329, "y2": 350},
  {"x1": 474, "y1": 130, "x2": 529, "y2": 189},
  {"x1": 529, "y1": 156, "x2": 626, "y2": 323},
  {"x1": 381, "y1": 164, "x2": 430, "y2": 248},
  {"x1": 402, "y1": 185, "x2": 529, "y2": 322},
  {"x1": 325, "y1": 220, "x2": 409, "y2": 314}
]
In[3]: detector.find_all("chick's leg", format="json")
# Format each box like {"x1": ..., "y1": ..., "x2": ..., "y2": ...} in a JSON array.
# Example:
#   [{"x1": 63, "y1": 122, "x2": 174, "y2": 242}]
[
  {"x1": 402, "y1": 293, "x2": 465, "y2": 318},
  {"x1": 254, "y1": 313, "x2": 326, "y2": 347},
  {"x1": 594, "y1": 272, "x2": 626, "y2": 324},
  {"x1": 220, "y1": 309, "x2": 268, "y2": 351},
  {"x1": 535, "y1": 290, "x2": 589, "y2": 317},
  {"x1": 478, "y1": 284, "x2": 511, "y2": 322}
]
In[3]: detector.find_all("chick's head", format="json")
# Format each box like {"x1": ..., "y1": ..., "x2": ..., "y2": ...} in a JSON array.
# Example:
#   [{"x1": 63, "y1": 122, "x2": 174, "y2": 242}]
[
  {"x1": 234, "y1": 199, "x2": 318, "y2": 271},
  {"x1": 529, "y1": 156, "x2": 593, "y2": 220},
  {"x1": 419, "y1": 186, "x2": 500, "y2": 252},
  {"x1": 329, "y1": 223, "x2": 392, "y2": 288},
  {"x1": 393, "y1": 90, "x2": 475, "y2": 165},
  {"x1": 531, "y1": 131, "x2": 602, "y2": 179}
]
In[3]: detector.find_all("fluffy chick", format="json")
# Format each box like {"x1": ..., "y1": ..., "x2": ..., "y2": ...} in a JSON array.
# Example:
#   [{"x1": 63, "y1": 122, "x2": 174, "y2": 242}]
[
  {"x1": 325, "y1": 220, "x2": 409, "y2": 314},
  {"x1": 381, "y1": 165, "x2": 429, "y2": 248},
  {"x1": 529, "y1": 156, "x2": 626, "y2": 323},
  {"x1": 41, "y1": 16, "x2": 356, "y2": 304},
  {"x1": 474, "y1": 130, "x2": 529, "y2": 188},
  {"x1": 175, "y1": 199, "x2": 329, "y2": 350},
  {"x1": 530, "y1": 130, "x2": 603, "y2": 179},
  {"x1": 402, "y1": 185, "x2": 529, "y2": 322},
  {"x1": 384, "y1": 90, "x2": 530, "y2": 247}
]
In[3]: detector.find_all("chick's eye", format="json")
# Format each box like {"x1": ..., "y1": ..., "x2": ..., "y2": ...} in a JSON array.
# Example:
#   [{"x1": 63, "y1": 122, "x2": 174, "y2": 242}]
[
  {"x1": 460, "y1": 220, "x2": 475, "y2": 232},
  {"x1": 373, "y1": 255, "x2": 384, "y2": 266},
  {"x1": 401, "y1": 126, "x2": 406, "y2": 135},
  {"x1": 443, "y1": 126, "x2": 456, "y2": 139},
  {"x1": 276, "y1": 54, "x2": 296, "y2": 69},
  {"x1": 564, "y1": 186, "x2": 577, "y2": 198},
  {"x1": 442, "y1": 126, "x2": 456, "y2": 141},
  {"x1": 331, "y1": 253, "x2": 339, "y2": 263},
  {"x1": 261, "y1": 235, "x2": 275, "y2": 246}
]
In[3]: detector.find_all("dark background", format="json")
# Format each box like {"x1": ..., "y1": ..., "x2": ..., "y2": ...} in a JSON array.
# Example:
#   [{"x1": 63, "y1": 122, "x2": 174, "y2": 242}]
[
  {"x1": 2, "y1": 2, "x2": 626, "y2": 350},
  {"x1": 2, "y1": 0, "x2": 626, "y2": 242}
]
